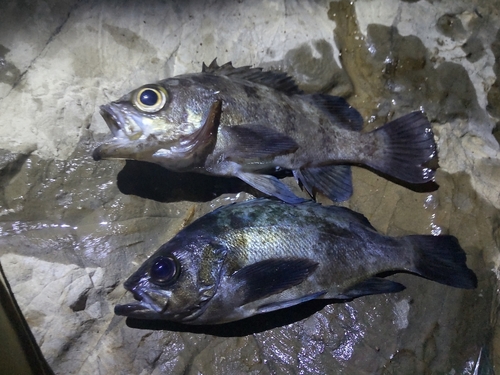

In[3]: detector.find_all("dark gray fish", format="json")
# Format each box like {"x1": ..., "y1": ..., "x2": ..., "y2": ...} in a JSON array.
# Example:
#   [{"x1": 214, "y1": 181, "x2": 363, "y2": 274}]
[
  {"x1": 93, "y1": 60, "x2": 437, "y2": 203},
  {"x1": 114, "y1": 198, "x2": 477, "y2": 325}
]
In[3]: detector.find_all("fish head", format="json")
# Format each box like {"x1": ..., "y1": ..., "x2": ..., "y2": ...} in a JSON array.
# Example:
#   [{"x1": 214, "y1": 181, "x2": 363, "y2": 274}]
[
  {"x1": 115, "y1": 235, "x2": 227, "y2": 323},
  {"x1": 99, "y1": 86, "x2": 169, "y2": 140},
  {"x1": 93, "y1": 79, "x2": 222, "y2": 170}
]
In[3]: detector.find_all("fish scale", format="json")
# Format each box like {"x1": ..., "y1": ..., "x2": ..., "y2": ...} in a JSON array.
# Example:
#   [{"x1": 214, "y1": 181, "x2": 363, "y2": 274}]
[
  {"x1": 94, "y1": 60, "x2": 437, "y2": 203},
  {"x1": 114, "y1": 198, "x2": 476, "y2": 324}
]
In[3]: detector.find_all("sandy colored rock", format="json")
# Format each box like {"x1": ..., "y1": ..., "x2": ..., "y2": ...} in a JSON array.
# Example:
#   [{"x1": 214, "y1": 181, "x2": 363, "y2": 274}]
[{"x1": 0, "y1": 0, "x2": 499, "y2": 374}]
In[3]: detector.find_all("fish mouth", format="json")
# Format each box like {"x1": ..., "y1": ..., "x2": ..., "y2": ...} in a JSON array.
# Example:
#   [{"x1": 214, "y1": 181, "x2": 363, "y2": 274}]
[
  {"x1": 100, "y1": 103, "x2": 144, "y2": 140},
  {"x1": 114, "y1": 288, "x2": 168, "y2": 319},
  {"x1": 100, "y1": 104, "x2": 123, "y2": 137},
  {"x1": 114, "y1": 302, "x2": 151, "y2": 316}
]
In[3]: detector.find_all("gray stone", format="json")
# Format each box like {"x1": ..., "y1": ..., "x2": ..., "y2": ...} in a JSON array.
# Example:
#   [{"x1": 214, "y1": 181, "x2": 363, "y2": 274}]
[{"x1": 0, "y1": 0, "x2": 498, "y2": 374}]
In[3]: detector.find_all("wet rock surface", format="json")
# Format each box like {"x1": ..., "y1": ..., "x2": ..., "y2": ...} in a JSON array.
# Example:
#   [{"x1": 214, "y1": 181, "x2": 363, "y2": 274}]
[{"x1": 0, "y1": 0, "x2": 499, "y2": 374}]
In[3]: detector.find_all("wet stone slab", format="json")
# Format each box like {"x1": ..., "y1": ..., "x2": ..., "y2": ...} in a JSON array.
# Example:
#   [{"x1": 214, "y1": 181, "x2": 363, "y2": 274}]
[
  {"x1": 0, "y1": 139, "x2": 496, "y2": 374},
  {"x1": 0, "y1": 0, "x2": 499, "y2": 374}
]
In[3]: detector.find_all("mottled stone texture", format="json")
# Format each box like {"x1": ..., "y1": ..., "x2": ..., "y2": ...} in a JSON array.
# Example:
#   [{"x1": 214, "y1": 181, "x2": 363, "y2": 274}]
[{"x1": 0, "y1": 0, "x2": 499, "y2": 374}]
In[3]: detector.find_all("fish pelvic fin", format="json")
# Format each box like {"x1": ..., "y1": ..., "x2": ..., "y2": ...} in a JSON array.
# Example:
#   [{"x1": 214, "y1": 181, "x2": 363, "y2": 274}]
[
  {"x1": 294, "y1": 165, "x2": 353, "y2": 202},
  {"x1": 256, "y1": 291, "x2": 327, "y2": 314},
  {"x1": 364, "y1": 111, "x2": 437, "y2": 184},
  {"x1": 338, "y1": 277, "x2": 406, "y2": 299},
  {"x1": 407, "y1": 234, "x2": 478, "y2": 289},
  {"x1": 235, "y1": 171, "x2": 307, "y2": 204}
]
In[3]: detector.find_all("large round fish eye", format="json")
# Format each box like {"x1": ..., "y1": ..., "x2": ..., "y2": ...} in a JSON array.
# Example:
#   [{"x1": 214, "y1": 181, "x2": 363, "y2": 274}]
[
  {"x1": 149, "y1": 256, "x2": 180, "y2": 286},
  {"x1": 133, "y1": 86, "x2": 168, "y2": 113}
]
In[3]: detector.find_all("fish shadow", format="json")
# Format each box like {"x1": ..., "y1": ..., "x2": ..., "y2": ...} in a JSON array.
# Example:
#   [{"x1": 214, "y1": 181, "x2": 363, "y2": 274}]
[
  {"x1": 116, "y1": 160, "x2": 292, "y2": 203},
  {"x1": 357, "y1": 154, "x2": 440, "y2": 194},
  {"x1": 117, "y1": 160, "x2": 253, "y2": 202},
  {"x1": 116, "y1": 160, "x2": 438, "y2": 203},
  {"x1": 124, "y1": 298, "x2": 337, "y2": 336},
  {"x1": 359, "y1": 165, "x2": 440, "y2": 193}
]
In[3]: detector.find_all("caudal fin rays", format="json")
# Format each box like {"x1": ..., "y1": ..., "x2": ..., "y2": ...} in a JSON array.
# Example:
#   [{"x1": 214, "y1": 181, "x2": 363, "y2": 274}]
[
  {"x1": 407, "y1": 234, "x2": 477, "y2": 289},
  {"x1": 364, "y1": 112, "x2": 437, "y2": 184}
]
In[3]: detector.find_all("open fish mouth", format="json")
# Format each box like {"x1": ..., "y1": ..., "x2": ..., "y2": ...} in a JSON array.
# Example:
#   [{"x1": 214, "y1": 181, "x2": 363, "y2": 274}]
[
  {"x1": 100, "y1": 105, "x2": 123, "y2": 137},
  {"x1": 100, "y1": 104, "x2": 144, "y2": 140},
  {"x1": 114, "y1": 289, "x2": 167, "y2": 318}
]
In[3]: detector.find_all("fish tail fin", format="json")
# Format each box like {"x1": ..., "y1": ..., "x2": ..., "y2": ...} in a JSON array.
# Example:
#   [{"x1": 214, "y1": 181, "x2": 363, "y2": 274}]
[
  {"x1": 365, "y1": 111, "x2": 437, "y2": 184},
  {"x1": 407, "y1": 235, "x2": 477, "y2": 289}
]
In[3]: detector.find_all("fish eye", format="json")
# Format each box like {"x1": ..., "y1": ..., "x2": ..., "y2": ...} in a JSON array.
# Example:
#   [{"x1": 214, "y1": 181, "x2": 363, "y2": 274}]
[
  {"x1": 140, "y1": 90, "x2": 158, "y2": 106},
  {"x1": 149, "y1": 256, "x2": 180, "y2": 286},
  {"x1": 134, "y1": 86, "x2": 168, "y2": 113}
]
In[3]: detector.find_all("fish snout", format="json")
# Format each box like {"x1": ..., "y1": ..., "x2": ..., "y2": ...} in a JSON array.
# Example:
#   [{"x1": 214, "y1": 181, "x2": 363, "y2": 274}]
[
  {"x1": 92, "y1": 145, "x2": 103, "y2": 161},
  {"x1": 100, "y1": 103, "x2": 144, "y2": 140}
]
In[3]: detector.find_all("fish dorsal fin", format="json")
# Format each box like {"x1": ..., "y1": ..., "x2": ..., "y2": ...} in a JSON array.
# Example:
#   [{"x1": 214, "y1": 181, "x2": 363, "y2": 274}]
[
  {"x1": 328, "y1": 206, "x2": 378, "y2": 231},
  {"x1": 201, "y1": 59, "x2": 302, "y2": 95},
  {"x1": 307, "y1": 94, "x2": 364, "y2": 131}
]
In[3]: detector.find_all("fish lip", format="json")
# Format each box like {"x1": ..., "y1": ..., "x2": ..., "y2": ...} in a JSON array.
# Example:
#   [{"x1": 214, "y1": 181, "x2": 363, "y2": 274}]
[
  {"x1": 114, "y1": 301, "x2": 150, "y2": 316},
  {"x1": 131, "y1": 289, "x2": 143, "y2": 302},
  {"x1": 99, "y1": 104, "x2": 122, "y2": 137},
  {"x1": 115, "y1": 287, "x2": 167, "y2": 318}
]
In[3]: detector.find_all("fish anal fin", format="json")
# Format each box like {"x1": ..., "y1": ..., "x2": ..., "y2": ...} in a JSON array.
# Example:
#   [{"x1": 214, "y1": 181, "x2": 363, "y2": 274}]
[
  {"x1": 232, "y1": 258, "x2": 319, "y2": 305},
  {"x1": 340, "y1": 277, "x2": 406, "y2": 299},
  {"x1": 222, "y1": 125, "x2": 299, "y2": 161},
  {"x1": 257, "y1": 291, "x2": 327, "y2": 314},
  {"x1": 323, "y1": 205, "x2": 378, "y2": 231},
  {"x1": 294, "y1": 165, "x2": 353, "y2": 202}
]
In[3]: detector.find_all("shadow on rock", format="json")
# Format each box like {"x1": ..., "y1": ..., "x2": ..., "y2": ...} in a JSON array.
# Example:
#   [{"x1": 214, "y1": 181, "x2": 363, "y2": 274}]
[
  {"x1": 124, "y1": 298, "x2": 335, "y2": 336},
  {"x1": 117, "y1": 160, "x2": 259, "y2": 202},
  {"x1": 360, "y1": 164, "x2": 440, "y2": 193},
  {"x1": 116, "y1": 160, "x2": 438, "y2": 202}
]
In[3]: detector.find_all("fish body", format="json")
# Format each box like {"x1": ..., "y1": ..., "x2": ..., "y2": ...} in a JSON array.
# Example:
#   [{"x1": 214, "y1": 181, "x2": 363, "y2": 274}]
[
  {"x1": 94, "y1": 60, "x2": 436, "y2": 203},
  {"x1": 114, "y1": 198, "x2": 477, "y2": 325}
]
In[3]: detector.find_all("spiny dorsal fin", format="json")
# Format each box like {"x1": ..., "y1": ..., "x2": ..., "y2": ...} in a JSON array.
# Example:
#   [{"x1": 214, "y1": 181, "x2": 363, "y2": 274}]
[{"x1": 201, "y1": 59, "x2": 302, "y2": 95}]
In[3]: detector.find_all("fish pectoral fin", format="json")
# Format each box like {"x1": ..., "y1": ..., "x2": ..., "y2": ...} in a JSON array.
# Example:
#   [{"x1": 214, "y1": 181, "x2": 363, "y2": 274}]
[
  {"x1": 339, "y1": 277, "x2": 406, "y2": 299},
  {"x1": 256, "y1": 291, "x2": 327, "y2": 314},
  {"x1": 220, "y1": 125, "x2": 299, "y2": 162},
  {"x1": 236, "y1": 171, "x2": 306, "y2": 203},
  {"x1": 232, "y1": 258, "x2": 319, "y2": 305},
  {"x1": 294, "y1": 165, "x2": 353, "y2": 202}
]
